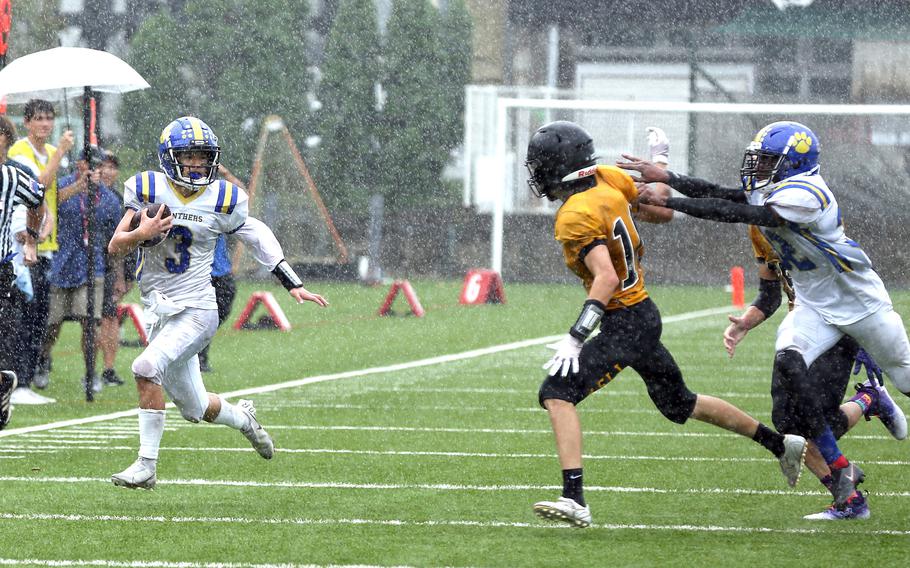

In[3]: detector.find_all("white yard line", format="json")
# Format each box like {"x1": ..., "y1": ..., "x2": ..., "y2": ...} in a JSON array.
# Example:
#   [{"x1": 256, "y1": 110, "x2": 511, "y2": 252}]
[
  {"x1": 2, "y1": 444, "x2": 909, "y2": 466},
  {"x1": 0, "y1": 513, "x2": 909, "y2": 537},
  {"x1": 0, "y1": 306, "x2": 732, "y2": 439},
  {"x1": 3, "y1": 475, "x2": 910, "y2": 498},
  {"x1": 0, "y1": 559, "x2": 419, "y2": 568}
]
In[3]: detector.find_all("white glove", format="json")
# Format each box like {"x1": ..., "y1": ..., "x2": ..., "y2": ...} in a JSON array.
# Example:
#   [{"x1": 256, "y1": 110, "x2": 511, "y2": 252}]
[
  {"x1": 646, "y1": 126, "x2": 669, "y2": 164},
  {"x1": 543, "y1": 334, "x2": 584, "y2": 377}
]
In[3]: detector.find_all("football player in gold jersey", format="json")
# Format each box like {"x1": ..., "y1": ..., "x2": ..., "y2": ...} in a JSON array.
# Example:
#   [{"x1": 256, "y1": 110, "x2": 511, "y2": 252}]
[{"x1": 526, "y1": 121, "x2": 807, "y2": 528}]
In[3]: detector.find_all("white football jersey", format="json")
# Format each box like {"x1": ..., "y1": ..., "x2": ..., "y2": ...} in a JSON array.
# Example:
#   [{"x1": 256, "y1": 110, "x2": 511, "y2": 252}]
[
  {"x1": 750, "y1": 168, "x2": 890, "y2": 324},
  {"x1": 124, "y1": 171, "x2": 248, "y2": 309}
]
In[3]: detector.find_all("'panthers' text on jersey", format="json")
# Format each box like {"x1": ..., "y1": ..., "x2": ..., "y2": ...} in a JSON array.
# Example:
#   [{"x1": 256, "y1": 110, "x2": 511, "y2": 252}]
[
  {"x1": 750, "y1": 170, "x2": 890, "y2": 324},
  {"x1": 124, "y1": 171, "x2": 248, "y2": 309},
  {"x1": 555, "y1": 165, "x2": 648, "y2": 309}
]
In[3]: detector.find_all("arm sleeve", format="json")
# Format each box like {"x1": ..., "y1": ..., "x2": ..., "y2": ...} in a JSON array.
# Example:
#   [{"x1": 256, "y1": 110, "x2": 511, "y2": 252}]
[
  {"x1": 8, "y1": 166, "x2": 44, "y2": 209},
  {"x1": 664, "y1": 197, "x2": 782, "y2": 226},
  {"x1": 123, "y1": 176, "x2": 142, "y2": 211},
  {"x1": 232, "y1": 216, "x2": 284, "y2": 270},
  {"x1": 666, "y1": 172, "x2": 746, "y2": 202}
]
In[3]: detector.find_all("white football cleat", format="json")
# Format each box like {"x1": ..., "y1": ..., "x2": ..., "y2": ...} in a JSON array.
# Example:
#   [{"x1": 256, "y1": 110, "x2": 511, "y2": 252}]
[
  {"x1": 779, "y1": 434, "x2": 807, "y2": 487},
  {"x1": 533, "y1": 497, "x2": 592, "y2": 528},
  {"x1": 111, "y1": 458, "x2": 157, "y2": 490},
  {"x1": 10, "y1": 387, "x2": 56, "y2": 405},
  {"x1": 238, "y1": 399, "x2": 274, "y2": 459}
]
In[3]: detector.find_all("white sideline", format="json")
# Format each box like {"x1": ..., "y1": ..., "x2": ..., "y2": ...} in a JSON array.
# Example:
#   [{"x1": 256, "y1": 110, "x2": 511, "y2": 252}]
[
  {"x1": 2, "y1": 512, "x2": 910, "y2": 537},
  {"x1": 0, "y1": 305, "x2": 732, "y2": 439},
  {"x1": 4, "y1": 475, "x2": 910, "y2": 498},
  {"x1": 0, "y1": 560, "x2": 416, "y2": 568},
  {"x1": 2, "y1": 444, "x2": 909, "y2": 466}
]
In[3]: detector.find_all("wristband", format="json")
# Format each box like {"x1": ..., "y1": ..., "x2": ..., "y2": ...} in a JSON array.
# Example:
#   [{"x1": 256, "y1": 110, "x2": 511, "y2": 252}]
[
  {"x1": 25, "y1": 227, "x2": 40, "y2": 240},
  {"x1": 272, "y1": 259, "x2": 303, "y2": 291},
  {"x1": 569, "y1": 299, "x2": 606, "y2": 341}
]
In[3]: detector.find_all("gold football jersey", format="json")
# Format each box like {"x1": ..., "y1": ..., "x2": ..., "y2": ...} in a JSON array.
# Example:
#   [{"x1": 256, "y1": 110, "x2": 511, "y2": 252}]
[{"x1": 554, "y1": 165, "x2": 648, "y2": 309}]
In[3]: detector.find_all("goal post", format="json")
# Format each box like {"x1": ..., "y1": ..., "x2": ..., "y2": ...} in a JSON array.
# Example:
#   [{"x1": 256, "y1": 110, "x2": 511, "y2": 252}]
[{"x1": 473, "y1": 93, "x2": 910, "y2": 278}]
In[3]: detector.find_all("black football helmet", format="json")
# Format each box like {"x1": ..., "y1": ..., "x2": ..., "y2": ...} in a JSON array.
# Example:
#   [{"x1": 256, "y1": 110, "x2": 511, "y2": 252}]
[{"x1": 526, "y1": 121, "x2": 597, "y2": 201}]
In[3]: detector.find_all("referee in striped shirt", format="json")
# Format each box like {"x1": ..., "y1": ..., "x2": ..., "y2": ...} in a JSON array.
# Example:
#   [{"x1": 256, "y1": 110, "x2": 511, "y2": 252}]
[{"x1": 1, "y1": 114, "x2": 46, "y2": 430}]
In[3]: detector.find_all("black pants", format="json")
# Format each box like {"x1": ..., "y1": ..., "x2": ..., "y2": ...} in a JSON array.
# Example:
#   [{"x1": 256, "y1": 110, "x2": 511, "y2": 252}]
[
  {"x1": 0, "y1": 262, "x2": 17, "y2": 373},
  {"x1": 539, "y1": 298, "x2": 698, "y2": 424},
  {"x1": 771, "y1": 336, "x2": 859, "y2": 439},
  {"x1": 18, "y1": 257, "x2": 51, "y2": 386},
  {"x1": 198, "y1": 274, "x2": 237, "y2": 365}
]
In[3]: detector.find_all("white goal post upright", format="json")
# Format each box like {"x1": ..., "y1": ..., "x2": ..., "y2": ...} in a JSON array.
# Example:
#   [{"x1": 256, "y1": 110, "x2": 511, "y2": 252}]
[{"x1": 487, "y1": 97, "x2": 910, "y2": 275}]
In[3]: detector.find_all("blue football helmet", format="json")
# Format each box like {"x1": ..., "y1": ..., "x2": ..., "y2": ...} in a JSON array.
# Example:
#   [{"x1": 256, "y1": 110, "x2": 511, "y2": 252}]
[
  {"x1": 158, "y1": 116, "x2": 221, "y2": 190},
  {"x1": 741, "y1": 121, "x2": 819, "y2": 192}
]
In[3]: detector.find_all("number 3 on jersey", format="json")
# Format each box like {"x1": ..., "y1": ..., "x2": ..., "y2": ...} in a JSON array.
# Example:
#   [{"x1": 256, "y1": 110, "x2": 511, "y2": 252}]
[{"x1": 165, "y1": 226, "x2": 193, "y2": 274}]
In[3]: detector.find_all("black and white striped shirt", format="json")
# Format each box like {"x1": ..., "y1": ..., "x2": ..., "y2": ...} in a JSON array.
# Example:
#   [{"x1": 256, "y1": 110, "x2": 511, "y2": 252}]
[{"x1": 1, "y1": 163, "x2": 45, "y2": 262}]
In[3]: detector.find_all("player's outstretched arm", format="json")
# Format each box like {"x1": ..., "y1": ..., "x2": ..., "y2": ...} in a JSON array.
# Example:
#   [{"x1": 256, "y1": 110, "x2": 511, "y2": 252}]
[
  {"x1": 234, "y1": 216, "x2": 329, "y2": 307},
  {"x1": 724, "y1": 264, "x2": 781, "y2": 357}
]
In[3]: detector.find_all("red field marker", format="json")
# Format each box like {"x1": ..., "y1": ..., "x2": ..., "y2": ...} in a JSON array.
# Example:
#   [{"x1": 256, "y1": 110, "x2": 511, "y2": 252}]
[
  {"x1": 233, "y1": 291, "x2": 292, "y2": 331},
  {"x1": 117, "y1": 303, "x2": 148, "y2": 346},
  {"x1": 730, "y1": 266, "x2": 745, "y2": 309},
  {"x1": 378, "y1": 280, "x2": 425, "y2": 317},
  {"x1": 459, "y1": 269, "x2": 506, "y2": 305}
]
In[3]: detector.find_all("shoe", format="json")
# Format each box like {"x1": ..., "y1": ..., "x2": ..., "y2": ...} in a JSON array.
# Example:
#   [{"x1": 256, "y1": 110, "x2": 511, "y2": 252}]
[
  {"x1": 778, "y1": 434, "x2": 807, "y2": 487},
  {"x1": 238, "y1": 399, "x2": 274, "y2": 459},
  {"x1": 533, "y1": 497, "x2": 592, "y2": 528},
  {"x1": 9, "y1": 386, "x2": 56, "y2": 405},
  {"x1": 199, "y1": 360, "x2": 212, "y2": 373},
  {"x1": 854, "y1": 380, "x2": 908, "y2": 440},
  {"x1": 804, "y1": 491, "x2": 870, "y2": 520},
  {"x1": 102, "y1": 368, "x2": 125, "y2": 386},
  {"x1": 81, "y1": 374, "x2": 103, "y2": 394},
  {"x1": 32, "y1": 371, "x2": 49, "y2": 390},
  {"x1": 0, "y1": 371, "x2": 17, "y2": 430},
  {"x1": 111, "y1": 457, "x2": 157, "y2": 490},
  {"x1": 830, "y1": 462, "x2": 865, "y2": 506}
]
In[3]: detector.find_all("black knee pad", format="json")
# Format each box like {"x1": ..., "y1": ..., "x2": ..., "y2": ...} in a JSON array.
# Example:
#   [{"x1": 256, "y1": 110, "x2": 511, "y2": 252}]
[
  {"x1": 538, "y1": 373, "x2": 585, "y2": 408},
  {"x1": 647, "y1": 380, "x2": 697, "y2": 424}
]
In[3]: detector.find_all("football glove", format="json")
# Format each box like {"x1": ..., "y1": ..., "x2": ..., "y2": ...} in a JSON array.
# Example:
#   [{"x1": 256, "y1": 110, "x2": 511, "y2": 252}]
[
  {"x1": 853, "y1": 348, "x2": 884, "y2": 386},
  {"x1": 646, "y1": 126, "x2": 669, "y2": 164},
  {"x1": 543, "y1": 334, "x2": 584, "y2": 377}
]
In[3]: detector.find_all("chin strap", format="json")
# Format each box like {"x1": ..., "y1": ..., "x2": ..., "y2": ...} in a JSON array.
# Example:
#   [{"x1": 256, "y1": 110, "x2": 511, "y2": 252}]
[{"x1": 272, "y1": 259, "x2": 303, "y2": 291}]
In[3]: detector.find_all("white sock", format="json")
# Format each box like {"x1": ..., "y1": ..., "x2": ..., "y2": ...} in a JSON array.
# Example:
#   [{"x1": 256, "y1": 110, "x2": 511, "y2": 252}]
[
  {"x1": 138, "y1": 408, "x2": 165, "y2": 461},
  {"x1": 212, "y1": 397, "x2": 250, "y2": 430}
]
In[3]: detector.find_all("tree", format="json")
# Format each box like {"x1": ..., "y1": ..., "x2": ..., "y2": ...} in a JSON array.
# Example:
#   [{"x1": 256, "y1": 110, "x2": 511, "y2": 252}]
[
  {"x1": 312, "y1": 0, "x2": 382, "y2": 212},
  {"x1": 6, "y1": 0, "x2": 63, "y2": 59},
  {"x1": 184, "y1": 0, "x2": 312, "y2": 181},
  {"x1": 118, "y1": 9, "x2": 193, "y2": 168},
  {"x1": 379, "y1": 0, "x2": 450, "y2": 210},
  {"x1": 436, "y1": 0, "x2": 473, "y2": 153},
  {"x1": 119, "y1": 0, "x2": 312, "y2": 178}
]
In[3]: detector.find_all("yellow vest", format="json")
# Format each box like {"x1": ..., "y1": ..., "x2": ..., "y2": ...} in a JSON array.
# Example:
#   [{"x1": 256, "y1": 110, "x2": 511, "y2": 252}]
[{"x1": 8, "y1": 138, "x2": 59, "y2": 252}]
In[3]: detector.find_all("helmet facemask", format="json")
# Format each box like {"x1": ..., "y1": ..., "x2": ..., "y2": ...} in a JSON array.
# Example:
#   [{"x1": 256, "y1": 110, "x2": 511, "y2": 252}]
[
  {"x1": 166, "y1": 147, "x2": 221, "y2": 190},
  {"x1": 741, "y1": 145, "x2": 788, "y2": 192}
]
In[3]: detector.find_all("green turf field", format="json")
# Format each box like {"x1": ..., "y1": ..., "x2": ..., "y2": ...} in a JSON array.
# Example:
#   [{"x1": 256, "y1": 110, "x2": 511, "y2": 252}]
[{"x1": 1, "y1": 281, "x2": 909, "y2": 567}]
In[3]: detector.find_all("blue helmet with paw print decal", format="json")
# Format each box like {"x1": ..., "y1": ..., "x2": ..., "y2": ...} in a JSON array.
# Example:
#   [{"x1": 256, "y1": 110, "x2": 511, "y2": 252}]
[
  {"x1": 157, "y1": 116, "x2": 221, "y2": 190},
  {"x1": 741, "y1": 121, "x2": 819, "y2": 192}
]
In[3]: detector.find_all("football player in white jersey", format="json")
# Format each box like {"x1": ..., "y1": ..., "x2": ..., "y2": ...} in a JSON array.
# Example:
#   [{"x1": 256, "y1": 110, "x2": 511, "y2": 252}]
[
  {"x1": 107, "y1": 117, "x2": 328, "y2": 489},
  {"x1": 618, "y1": 121, "x2": 910, "y2": 517}
]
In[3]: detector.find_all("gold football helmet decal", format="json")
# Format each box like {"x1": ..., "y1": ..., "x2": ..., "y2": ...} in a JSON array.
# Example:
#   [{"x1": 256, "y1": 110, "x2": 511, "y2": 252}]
[{"x1": 793, "y1": 132, "x2": 813, "y2": 154}]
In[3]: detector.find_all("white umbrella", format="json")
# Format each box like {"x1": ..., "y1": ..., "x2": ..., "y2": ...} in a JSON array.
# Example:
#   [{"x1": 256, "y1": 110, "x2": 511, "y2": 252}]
[{"x1": 0, "y1": 46, "x2": 149, "y2": 102}]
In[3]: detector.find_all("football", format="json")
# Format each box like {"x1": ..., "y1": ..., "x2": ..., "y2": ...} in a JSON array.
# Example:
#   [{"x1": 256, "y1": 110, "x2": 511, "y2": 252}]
[{"x1": 129, "y1": 202, "x2": 172, "y2": 248}]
